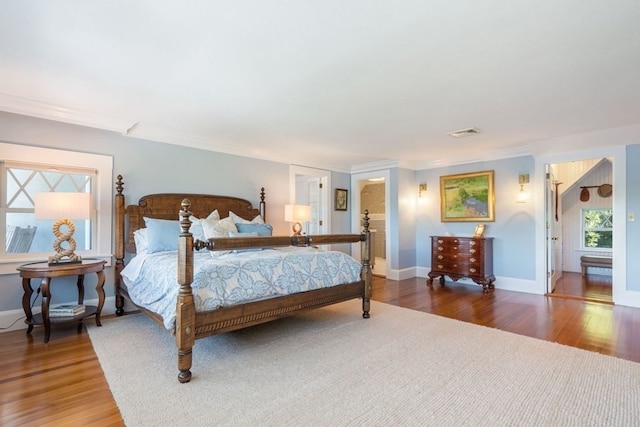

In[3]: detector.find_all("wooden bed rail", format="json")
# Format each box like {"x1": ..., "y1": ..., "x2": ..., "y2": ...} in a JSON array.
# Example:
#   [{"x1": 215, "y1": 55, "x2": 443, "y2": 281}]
[{"x1": 176, "y1": 198, "x2": 373, "y2": 383}]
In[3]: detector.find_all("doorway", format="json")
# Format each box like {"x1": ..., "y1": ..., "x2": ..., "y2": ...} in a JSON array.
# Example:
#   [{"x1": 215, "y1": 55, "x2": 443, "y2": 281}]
[
  {"x1": 289, "y1": 166, "x2": 330, "y2": 235},
  {"x1": 546, "y1": 157, "x2": 613, "y2": 303},
  {"x1": 351, "y1": 170, "x2": 390, "y2": 278}
]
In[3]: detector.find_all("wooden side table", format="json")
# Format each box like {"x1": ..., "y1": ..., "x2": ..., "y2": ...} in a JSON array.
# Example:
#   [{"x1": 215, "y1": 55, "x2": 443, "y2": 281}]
[{"x1": 18, "y1": 259, "x2": 106, "y2": 343}]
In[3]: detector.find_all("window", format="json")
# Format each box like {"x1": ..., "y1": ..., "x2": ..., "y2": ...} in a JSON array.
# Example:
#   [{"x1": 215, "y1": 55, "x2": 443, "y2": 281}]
[
  {"x1": 582, "y1": 208, "x2": 613, "y2": 250},
  {"x1": 0, "y1": 142, "x2": 112, "y2": 274}
]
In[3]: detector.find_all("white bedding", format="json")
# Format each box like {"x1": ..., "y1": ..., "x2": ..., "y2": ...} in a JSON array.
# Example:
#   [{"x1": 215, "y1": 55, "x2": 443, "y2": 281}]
[{"x1": 121, "y1": 248, "x2": 363, "y2": 331}]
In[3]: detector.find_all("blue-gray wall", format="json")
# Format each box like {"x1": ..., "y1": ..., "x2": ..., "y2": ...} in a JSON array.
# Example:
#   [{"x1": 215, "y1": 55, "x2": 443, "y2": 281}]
[
  {"x1": 0, "y1": 111, "x2": 350, "y2": 313},
  {"x1": 416, "y1": 156, "x2": 537, "y2": 282}
]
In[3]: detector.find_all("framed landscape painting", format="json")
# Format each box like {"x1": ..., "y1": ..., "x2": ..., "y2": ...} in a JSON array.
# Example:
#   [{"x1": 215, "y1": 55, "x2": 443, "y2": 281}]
[{"x1": 440, "y1": 170, "x2": 495, "y2": 222}]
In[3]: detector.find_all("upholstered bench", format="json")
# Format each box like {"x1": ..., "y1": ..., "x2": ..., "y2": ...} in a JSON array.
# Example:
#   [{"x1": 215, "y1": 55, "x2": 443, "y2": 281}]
[{"x1": 580, "y1": 255, "x2": 612, "y2": 276}]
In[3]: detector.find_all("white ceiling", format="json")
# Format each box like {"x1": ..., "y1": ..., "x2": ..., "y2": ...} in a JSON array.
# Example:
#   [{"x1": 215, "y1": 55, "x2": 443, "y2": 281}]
[{"x1": 1, "y1": 1, "x2": 639, "y2": 172}]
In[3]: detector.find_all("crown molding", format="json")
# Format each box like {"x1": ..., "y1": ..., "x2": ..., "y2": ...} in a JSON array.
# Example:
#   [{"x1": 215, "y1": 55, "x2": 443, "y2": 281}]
[{"x1": 0, "y1": 93, "x2": 137, "y2": 134}]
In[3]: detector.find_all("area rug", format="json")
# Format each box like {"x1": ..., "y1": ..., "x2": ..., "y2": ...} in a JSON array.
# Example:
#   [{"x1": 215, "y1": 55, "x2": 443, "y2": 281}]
[{"x1": 87, "y1": 300, "x2": 640, "y2": 426}]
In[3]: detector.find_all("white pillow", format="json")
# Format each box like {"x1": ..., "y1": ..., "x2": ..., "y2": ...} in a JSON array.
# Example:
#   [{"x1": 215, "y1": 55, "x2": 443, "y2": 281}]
[
  {"x1": 201, "y1": 216, "x2": 238, "y2": 239},
  {"x1": 186, "y1": 210, "x2": 219, "y2": 241},
  {"x1": 133, "y1": 228, "x2": 149, "y2": 253},
  {"x1": 229, "y1": 211, "x2": 264, "y2": 225}
]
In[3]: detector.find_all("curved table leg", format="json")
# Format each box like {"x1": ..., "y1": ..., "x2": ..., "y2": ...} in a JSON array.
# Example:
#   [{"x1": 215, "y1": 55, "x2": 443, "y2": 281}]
[
  {"x1": 40, "y1": 277, "x2": 52, "y2": 343},
  {"x1": 21, "y1": 278, "x2": 34, "y2": 335}
]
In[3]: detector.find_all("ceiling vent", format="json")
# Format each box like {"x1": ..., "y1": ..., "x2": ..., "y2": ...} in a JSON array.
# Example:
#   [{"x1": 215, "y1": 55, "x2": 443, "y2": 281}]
[{"x1": 448, "y1": 127, "x2": 482, "y2": 138}]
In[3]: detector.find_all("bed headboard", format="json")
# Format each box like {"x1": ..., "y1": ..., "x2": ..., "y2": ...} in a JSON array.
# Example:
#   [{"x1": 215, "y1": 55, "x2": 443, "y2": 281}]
[{"x1": 115, "y1": 175, "x2": 266, "y2": 255}]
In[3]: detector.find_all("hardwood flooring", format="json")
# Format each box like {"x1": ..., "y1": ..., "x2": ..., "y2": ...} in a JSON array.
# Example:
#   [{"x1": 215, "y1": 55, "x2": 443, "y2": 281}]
[
  {"x1": 552, "y1": 271, "x2": 613, "y2": 303},
  {"x1": 1, "y1": 275, "x2": 639, "y2": 426}
]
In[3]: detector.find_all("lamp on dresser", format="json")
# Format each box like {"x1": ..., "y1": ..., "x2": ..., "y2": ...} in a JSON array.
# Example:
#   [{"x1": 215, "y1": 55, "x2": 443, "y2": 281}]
[{"x1": 35, "y1": 192, "x2": 91, "y2": 265}]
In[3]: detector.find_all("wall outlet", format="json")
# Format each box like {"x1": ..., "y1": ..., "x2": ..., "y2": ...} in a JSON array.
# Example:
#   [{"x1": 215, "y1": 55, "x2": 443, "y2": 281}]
[{"x1": 628, "y1": 212, "x2": 636, "y2": 222}]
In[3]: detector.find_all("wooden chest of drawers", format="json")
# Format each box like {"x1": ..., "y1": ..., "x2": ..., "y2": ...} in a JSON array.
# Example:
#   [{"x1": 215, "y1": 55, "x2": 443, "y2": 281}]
[{"x1": 427, "y1": 236, "x2": 495, "y2": 292}]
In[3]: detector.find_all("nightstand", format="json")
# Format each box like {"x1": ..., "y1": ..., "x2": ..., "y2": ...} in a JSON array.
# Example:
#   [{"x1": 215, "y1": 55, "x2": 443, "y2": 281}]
[{"x1": 18, "y1": 259, "x2": 106, "y2": 343}]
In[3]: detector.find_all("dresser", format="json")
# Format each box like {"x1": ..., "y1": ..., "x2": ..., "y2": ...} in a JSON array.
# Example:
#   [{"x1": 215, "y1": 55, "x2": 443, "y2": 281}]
[{"x1": 427, "y1": 236, "x2": 495, "y2": 292}]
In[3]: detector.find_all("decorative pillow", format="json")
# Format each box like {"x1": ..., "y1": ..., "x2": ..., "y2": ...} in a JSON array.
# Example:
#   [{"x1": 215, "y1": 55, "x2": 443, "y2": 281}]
[
  {"x1": 236, "y1": 223, "x2": 273, "y2": 237},
  {"x1": 185, "y1": 210, "x2": 218, "y2": 241},
  {"x1": 201, "y1": 216, "x2": 238, "y2": 239},
  {"x1": 133, "y1": 228, "x2": 149, "y2": 253},
  {"x1": 143, "y1": 217, "x2": 179, "y2": 253},
  {"x1": 229, "y1": 211, "x2": 264, "y2": 225}
]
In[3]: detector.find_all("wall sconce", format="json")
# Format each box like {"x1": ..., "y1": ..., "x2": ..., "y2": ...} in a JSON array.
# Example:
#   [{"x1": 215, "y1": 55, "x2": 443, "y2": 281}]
[
  {"x1": 418, "y1": 183, "x2": 427, "y2": 198},
  {"x1": 284, "y1": 204, "x2": 311, "y2": 236},
  {"x1": 516, "y1": 174, "x2": 530, "y2": 203},
  {"x1": 35, "y1": 192, "x2": 91, "y2": 265}
]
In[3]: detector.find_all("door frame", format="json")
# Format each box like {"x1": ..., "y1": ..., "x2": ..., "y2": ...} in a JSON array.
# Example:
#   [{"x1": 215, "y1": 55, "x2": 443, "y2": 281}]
[
  {"x1": 351, "y1": 169, "x2": 391, "y2": 278},
  {"x1": 535, "y1": 145, "x2": 632, "y2": 305},
  {"x1": 289, "y1": 166, "x2": 330, "y2": 234}
]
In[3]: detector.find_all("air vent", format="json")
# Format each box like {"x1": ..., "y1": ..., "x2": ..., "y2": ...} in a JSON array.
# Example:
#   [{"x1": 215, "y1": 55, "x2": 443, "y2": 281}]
[{"x1": 448, "y1": 127, "x2": 482, "y2": 138}]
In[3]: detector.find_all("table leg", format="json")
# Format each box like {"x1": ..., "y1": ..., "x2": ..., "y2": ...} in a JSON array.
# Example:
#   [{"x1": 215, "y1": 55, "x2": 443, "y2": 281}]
[
  {"x1": 40, "y1": 277, "x2": 52, "y2": 343},
  {"x1": 21, "y1": 278, "x2": 34, "y2": 335},
  {"x1": 76, "y1": 274, "x2": 85, "y2": 304},
  {"x1": 94, "y1": 270, "x2": 105, "y2": 327}
]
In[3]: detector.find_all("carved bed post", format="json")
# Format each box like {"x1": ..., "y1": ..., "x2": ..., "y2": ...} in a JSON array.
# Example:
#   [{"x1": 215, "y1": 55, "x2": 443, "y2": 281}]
[
  {"x1": 259, "y1": 187, "x2": 266, "y2": 222},
  {"x1": 361, "y1": 210, "x2": 372, "y2": 318},
  {"x1": 114, "y1": 175, "x2": 126, "y2": 316},
  {"x1": 176, "y1": 199, "x2": 196, "y2": 383}
]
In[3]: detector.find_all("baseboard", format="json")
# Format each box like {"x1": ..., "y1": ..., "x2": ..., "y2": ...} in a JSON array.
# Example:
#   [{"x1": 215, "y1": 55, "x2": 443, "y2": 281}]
[
  {"x1": 0, "y1": 295, "x2": 117, "y2": 334},
  {"x1": 406, "y1": 267, "x2": 540, "y2": 294}
]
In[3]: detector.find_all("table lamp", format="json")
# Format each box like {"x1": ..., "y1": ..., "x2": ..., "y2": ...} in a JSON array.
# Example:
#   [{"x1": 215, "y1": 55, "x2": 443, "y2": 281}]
[
  {"x1": 35, "y1": 192, "x2": 91, "y2": 265},
  {"x1": 284, "y1": 204, "x2": 311, "y2": 236}
]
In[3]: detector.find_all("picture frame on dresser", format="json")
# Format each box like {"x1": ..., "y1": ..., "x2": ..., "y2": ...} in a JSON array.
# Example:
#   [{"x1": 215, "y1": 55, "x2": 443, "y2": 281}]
[{"x1": 440, "y1": 170, "x2": 495, "y2": 222}]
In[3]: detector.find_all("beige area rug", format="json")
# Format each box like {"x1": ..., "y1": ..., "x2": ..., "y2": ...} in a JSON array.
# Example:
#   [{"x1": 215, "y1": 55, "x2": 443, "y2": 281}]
[{"x1": 87, "y1": 300, "x2": 640, "y2": 426}]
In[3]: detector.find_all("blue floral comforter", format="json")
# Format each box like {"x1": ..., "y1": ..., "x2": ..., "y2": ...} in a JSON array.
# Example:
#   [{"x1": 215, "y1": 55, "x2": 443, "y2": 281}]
[{"x1": 121, "y1": 248, "x2": 362, "y2": 331}]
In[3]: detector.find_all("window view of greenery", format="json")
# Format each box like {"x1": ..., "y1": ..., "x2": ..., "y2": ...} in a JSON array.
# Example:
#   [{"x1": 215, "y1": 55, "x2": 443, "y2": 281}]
[
  {"x1": 583, "y1": 208, "x2": 612, "y2": 249},
  {"x1": 3, "y1": 165, "x2": 93, "y2": 254}
]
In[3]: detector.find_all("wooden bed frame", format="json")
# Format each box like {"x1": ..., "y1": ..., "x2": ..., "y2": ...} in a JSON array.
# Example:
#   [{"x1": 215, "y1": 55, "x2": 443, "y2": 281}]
[{"x1": 114, "y1": 175, "x2": 372, "y2": 383}]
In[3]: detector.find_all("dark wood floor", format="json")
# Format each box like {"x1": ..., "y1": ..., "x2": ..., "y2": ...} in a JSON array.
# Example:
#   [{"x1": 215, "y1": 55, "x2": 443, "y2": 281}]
[{"x1": 1, "y1": 274, "x2": 638, "y2": 425}]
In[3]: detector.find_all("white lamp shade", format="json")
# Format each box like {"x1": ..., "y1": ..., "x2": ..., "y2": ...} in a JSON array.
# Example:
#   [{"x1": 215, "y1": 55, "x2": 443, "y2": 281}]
[
  {"x1": 35, "y1": 192, "x2": 91, "y2": 220},
  {"x1": 284, "y1": 204, "x2": 311, "y2": 222}
]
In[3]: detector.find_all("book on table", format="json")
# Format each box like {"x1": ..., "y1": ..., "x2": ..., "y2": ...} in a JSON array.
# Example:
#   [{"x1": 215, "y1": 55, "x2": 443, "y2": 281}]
[{"x1": 49, "y1": 304, "x2": 85, "y2": 317}]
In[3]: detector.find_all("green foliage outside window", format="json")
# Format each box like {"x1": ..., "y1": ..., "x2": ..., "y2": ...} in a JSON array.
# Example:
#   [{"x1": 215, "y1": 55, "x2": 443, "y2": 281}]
[{"x1": 583, "y1": 209, "x2": 613, "y2": 249}]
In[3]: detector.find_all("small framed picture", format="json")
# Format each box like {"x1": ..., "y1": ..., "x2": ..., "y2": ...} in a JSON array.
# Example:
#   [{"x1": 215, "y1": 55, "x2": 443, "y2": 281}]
[
  {"x1": 335, "y1": 188, "x2": 348, "y2": 211},
  {"x1": 473, "y1": 224, "x2": 485, "y2": 238}
]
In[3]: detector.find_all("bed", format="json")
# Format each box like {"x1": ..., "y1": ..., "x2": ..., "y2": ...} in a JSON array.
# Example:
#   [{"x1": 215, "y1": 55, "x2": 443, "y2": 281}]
[{"x1": 114, "y1": 175, "x2": 372, "y2": 383}]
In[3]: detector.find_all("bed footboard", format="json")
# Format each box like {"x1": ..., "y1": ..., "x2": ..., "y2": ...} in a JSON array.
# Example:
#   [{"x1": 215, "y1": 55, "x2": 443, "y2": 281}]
[{"x1": 176, "y1": 199, "x2": 372, "y2": 383}]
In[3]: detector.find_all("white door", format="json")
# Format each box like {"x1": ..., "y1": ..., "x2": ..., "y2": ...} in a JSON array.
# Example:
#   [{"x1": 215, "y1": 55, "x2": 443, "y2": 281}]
[
  {"x1": 290, "y1": 166, "x2": 330, "y2": 235},
  {"x1": 546, "y1": 167, "x2": 559, "y2": 293}
]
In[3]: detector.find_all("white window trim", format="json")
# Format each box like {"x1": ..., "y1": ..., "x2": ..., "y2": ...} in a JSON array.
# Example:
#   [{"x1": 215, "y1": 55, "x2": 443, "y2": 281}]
[
  {"x1": 580, "y1": 207, "x2": 613, "y2": 253},
  {"x1": 0, "y1": 142, "x2": 113, "y2": 274}
]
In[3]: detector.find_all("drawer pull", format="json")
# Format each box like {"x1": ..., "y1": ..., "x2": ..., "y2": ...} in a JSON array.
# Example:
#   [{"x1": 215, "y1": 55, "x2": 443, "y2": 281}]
[
  {"x1": 470, "y1": 257, "x2": 476, "y2": 263},
  {"x1": 470, "y1": 249, "x2": 476, "y2": 254},
  {"x1": 470, "y1": 268, "x2": 477, "y2": 273},
  {"x1": 437, "y1": 264, "x2": 444, "y2": 269},
  {"x1": 438, "y1": 255, "x2": 443, "y2": 260},
  {"x1": 438, "y1": 246, "x2": 443, "y2": 251},
  {"x1": 470, "y1": 241, "x2": 476, "y2": 246},
  {"x1": 437, "y1": 239, "x2": 443, "y2": 244}
]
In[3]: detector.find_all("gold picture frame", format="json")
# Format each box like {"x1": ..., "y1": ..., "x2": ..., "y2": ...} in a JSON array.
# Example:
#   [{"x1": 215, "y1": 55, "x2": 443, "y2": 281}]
[
  {"x1": 440, "y1": 170, "x2": 495, "y2": 222},
  {"x1": 473, "y1": 224, "x2": 486, "y2": 238}
]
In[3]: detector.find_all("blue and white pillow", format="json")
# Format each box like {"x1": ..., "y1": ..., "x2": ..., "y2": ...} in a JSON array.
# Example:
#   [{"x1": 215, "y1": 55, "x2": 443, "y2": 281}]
[{"x1": 236, "y1": 223, "x2": 273, "y2": 237}]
